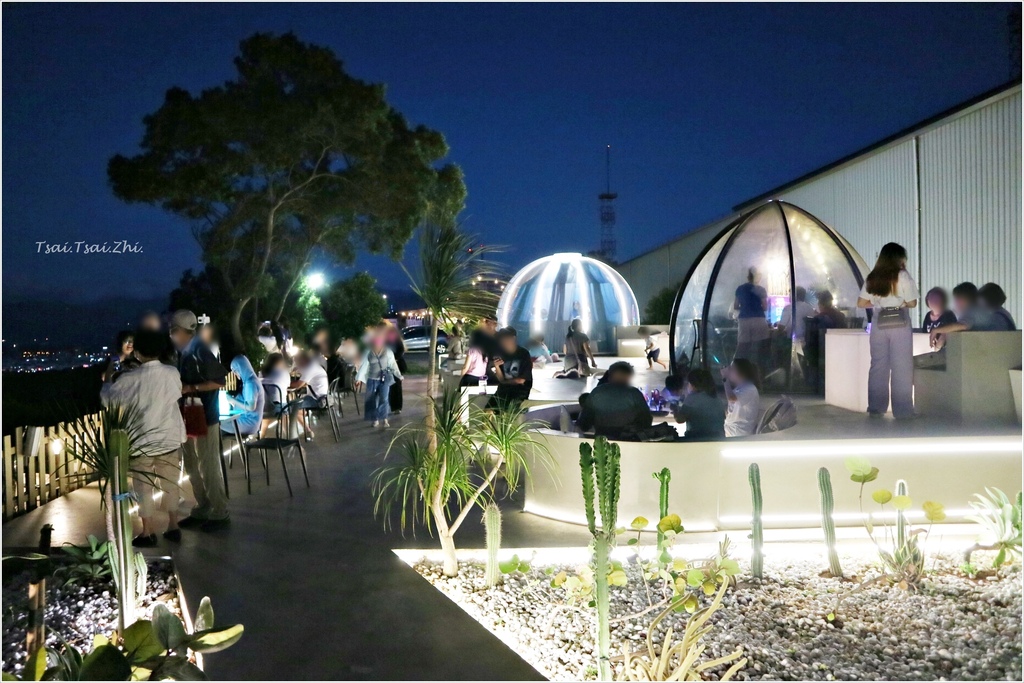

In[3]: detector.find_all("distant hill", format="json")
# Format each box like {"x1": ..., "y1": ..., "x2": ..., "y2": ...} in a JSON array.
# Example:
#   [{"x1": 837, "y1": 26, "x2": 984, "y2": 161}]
[{"x1": 2, "y1": 295, "x2": 167, "y2": 349}]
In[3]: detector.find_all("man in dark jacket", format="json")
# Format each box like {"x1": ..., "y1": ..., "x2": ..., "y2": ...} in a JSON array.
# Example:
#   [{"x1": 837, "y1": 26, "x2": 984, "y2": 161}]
[{"x1": 577, "y1": 362, "x2": 652, "y2": 440}]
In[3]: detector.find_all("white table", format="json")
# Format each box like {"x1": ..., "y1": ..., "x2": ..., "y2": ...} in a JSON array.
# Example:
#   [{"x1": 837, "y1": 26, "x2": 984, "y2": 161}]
[{"x1": 824, "y1": 329, "x2": 932, "y2": 413}]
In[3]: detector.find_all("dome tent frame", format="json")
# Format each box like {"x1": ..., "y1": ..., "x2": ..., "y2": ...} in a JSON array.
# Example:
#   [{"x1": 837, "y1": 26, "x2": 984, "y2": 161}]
[{"x1": 668, "y1": 200, "x2": 865, "y2": 388}]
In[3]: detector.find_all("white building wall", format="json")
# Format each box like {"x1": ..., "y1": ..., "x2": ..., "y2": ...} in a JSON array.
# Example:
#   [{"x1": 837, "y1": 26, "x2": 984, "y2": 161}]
[{"x1": 918, "y1": 93, "x2": 1022, "y2": 322}]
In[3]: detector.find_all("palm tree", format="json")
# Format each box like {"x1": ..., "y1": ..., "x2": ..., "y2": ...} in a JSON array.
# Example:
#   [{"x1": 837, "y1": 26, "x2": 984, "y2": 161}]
[
  {"x1": 371, "y1": 390, "x2": 552, "y2": 576},
  {"x1": 402, "y1": 221, "x2": 502, "y2": 410}
]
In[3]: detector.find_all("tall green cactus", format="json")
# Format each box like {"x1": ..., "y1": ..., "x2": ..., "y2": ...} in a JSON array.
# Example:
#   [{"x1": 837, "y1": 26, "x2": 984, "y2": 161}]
[
  {"x1": 748, "y1": 463, "x2": 764, "y2": 580},
  {"x1": 581, "y1": 437, "x2": 621, "y2": 682},
  {"x1": 652, "y1": 468, "x2": 671, "y2": 562},
  {"x1": 895, "y1": 479, "x2": 909, "y2": 549},
  {"x1": 817, "y1": 467, "x2": 843, "y2": 578},
  {"x1": 483, "y1": 502, "x2": 502, "y2": 587}
]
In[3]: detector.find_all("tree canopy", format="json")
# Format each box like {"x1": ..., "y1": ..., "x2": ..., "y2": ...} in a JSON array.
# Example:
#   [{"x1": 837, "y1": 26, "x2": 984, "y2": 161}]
[
  {"x1": 319, "y1": 272, "x2": 389, "y2": 342},
  {"x1": 643, "y1": 284, "x2": 680, "y2": 325},
  {"x1": 109, "y1": 32, "x2": 466, "y2": 349}
]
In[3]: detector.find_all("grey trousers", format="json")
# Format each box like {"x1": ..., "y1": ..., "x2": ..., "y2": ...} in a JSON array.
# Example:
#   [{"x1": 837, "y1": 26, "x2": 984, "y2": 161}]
[
  {"x1": 868, "y1": 322, "x2": 914, "y2": 418},
  {"x1": 182, "y1": 432, "x2": 229, "y2": 520}
]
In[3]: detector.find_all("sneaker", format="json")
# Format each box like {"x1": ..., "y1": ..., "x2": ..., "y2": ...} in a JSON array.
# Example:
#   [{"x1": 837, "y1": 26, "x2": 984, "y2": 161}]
[
  {"x1": 132, "y1": 534, "x2": 158, "y2": 548},
  {"x1": 371, "y1": 420, "x2": 379, "y2": 428},
  {"x1": 177, "y1": 516, "x2": 205, "y2": 529},
  {"x1": 200, "y1": 518, "x2": 231, "y2": 532},
  {"x1": 392, "y1": 410, "x2": 402, "y2": 416},
  {"x1": 162, "y1": 529, "x2": 182, "y2": 543},
  {"x1": 383, "y1": 419, "x2": 390, "y2": 428}
]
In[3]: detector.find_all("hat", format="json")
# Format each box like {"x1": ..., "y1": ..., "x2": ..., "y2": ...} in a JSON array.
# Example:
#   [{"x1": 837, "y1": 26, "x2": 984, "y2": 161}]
[{"x1": 169, "y1": 309, "x2": 198, "y2": 332}]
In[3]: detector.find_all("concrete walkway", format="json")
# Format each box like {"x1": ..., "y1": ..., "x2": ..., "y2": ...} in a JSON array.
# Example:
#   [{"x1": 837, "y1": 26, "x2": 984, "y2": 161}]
[{"x1": 3, "y1": 378, "x2": 591, "y2": 680}]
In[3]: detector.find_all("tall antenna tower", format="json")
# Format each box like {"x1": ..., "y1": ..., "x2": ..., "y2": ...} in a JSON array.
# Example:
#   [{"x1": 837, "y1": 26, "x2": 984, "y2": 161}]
[{"x1": 598, "y1": 144, "x2": 618, "y2": 262}]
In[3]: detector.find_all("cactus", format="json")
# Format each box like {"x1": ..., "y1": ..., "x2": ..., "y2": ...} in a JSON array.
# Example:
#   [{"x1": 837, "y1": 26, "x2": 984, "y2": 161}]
[
  {"x1": 483, "y1": 502, "x2": 503, "y2": 587},
  {"x1": 581, "y1": 437, "x2": 621, "y2": 682},
  {"x1": 653, "y1": 468, "x2": 671, "y2": 562},
  {"x1": 817, "y1": 467, "x2": 843, "y2": 578},
  {"x1": 748, "y1": 463, "x2": 764, "y2": 580},
  {"x1": 109, "y1": 428, "x2": 137, "y2": 632},
  {"x1": 895, "y1": 479, "x2": 909, "y2": 549}
]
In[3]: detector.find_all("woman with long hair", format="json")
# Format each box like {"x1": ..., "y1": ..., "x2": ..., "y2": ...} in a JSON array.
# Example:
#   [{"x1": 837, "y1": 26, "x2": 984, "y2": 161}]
[
  {"x1": 563, "y1": 318, "x2": 597, "y2": 376},
  {"x1": 857, "y1": 242, "x2": 919, "y2": 418}
]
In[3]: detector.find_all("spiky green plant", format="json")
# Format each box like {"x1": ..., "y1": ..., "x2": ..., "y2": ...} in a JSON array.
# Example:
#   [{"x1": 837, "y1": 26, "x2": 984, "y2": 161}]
[
  {"x1": 581, "y1": 437, "x2": 620, "y2": 682},
  {"x1": 372, "y1": 390, "x2": 551, "y2": 577},
  {"x1": 748, "y1": 463, "x2": 764, "y2": 580},
  {"x1": 652, "y1": 468, "x2": 671, "y2": 565},
  {"x1": 895, "y1": 479, "x2": 909, "y2": 549},
  {"x1": 964, "y1": 487, "x2": 1023, "y2": 567},
  {"x1": 817, "y1": 467, "x2": 843, "y2": 578},
  {"x1": 483, "y1": 502, "x2": 502, "y2": 587}
]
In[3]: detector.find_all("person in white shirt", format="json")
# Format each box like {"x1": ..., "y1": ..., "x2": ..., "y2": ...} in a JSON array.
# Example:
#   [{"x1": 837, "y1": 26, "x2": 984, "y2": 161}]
[
  {"x1": 260, "y1": 353, "x2": 291, "y2": 436},
  {"x1": 778, "y1": 287, "x2": 816, "y2": 343},
  {"x1": 722, "y1": 358, "x2": 761, "y2": 437},
  {"x1": 355, "y1": 323, "x2": 404, "y2": 428},
  {"x1": 290, "y1": 350, "x2": 330, "y2": 438},
  {"x1": 856, "y1": 242, "x2": 919, "y2": 419},
  {"x1": 100, "y1": 330, "x2": 187, "y2": 547},
  {"x1": 640, "y1": 327, "x2": 668, "y2": 370}
]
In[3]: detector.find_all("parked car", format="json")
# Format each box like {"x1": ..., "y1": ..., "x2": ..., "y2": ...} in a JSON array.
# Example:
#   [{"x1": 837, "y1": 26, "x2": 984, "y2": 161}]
[{"x1": 401, "y1": 326, "x2": 449, "y2": 354}]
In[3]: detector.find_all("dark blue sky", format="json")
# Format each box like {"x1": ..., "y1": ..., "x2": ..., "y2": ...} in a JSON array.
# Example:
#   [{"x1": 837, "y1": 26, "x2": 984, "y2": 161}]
[{"x1": 2, "y1": 2, "x2": 1016, "y2": 305}]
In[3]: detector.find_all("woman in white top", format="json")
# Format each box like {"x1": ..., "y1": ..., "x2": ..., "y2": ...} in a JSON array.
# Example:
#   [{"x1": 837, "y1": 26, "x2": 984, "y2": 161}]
[
  {"x1": 722, "y1": 358, "x2": 761, "y2": 437},
  {"x1": 856, "y1": 242, "x2": 919, "y2": 419}
]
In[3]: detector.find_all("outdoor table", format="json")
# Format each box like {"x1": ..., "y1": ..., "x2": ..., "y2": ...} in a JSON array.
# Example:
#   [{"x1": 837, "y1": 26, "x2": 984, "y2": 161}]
[{"x1": 218, "y1": 409, "x2": 248, "y2": 497}]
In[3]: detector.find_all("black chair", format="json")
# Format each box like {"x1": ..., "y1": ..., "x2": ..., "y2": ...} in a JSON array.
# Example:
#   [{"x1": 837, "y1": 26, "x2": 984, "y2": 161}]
[
  {"x1": 337, "y1": 363, "x2": 361, "y2": 416},
  {"x1": 245, "y1": 397, "x2": 310, "y2": 497},
  {"x1": 302, "y1": 388, "x2": 340, "y2": 443}
]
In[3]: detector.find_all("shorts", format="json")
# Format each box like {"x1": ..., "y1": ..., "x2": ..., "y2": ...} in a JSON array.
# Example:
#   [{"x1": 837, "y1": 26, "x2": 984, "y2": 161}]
[{"x1": 646, "y1": 348, "x2": 661, "y2": 362}]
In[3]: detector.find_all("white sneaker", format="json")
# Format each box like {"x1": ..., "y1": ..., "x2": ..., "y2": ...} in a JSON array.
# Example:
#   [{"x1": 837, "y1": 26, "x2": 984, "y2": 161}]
[
  {"x1": 383, "y1": 419, "x2": 391, "y2": 428},
  {"x1": 371, "y1": 420, "x2": 379, "y2": 428}
]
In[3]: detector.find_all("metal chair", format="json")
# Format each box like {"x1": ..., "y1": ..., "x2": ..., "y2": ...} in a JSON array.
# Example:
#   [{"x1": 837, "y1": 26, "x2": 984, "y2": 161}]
[
  {"x1": 335, "y1": 363, "x2": 361, "y2": 416},
  {"x1": 245, "y1": 397, "x2": 310, "y2": 497},
  {"x1": 302, "y1": 387, "x2": 340, "y2": 443}
]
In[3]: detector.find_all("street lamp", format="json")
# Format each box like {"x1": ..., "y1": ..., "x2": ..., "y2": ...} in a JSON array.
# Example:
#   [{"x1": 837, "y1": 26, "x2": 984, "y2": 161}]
[{"x1": 305, "y1": 273, "x2": 326, "y2": 291}]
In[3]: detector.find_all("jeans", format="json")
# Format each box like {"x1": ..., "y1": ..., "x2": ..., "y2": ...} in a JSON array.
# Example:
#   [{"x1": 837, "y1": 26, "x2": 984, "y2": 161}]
[
  {"x1": 364, "y1": 379, "x2": 391, "y2": 422},
  {"x1": 181, "y1": 432, "x2": 228, "y2": 520},
  {"x1": 868, "y1": 322, "x2": 914, "y2": 418}
]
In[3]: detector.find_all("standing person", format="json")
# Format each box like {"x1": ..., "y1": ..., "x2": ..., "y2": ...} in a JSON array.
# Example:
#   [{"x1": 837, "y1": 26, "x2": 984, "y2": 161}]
[
  {"x1": 447, "y1": 322, "x2": 466, "y2": 361},
  {"x1": 641, "y1": 327, "x2": 668, "y2": 370},
  {"x1": 102, "y1": 331, "x2": 136, "y2": 382},
  {"x1": 100, "y1": 330, "x2": 186, "y2": 547},
  {"x1": 920, "y1": 287, "x2": 957, "y2": 333},
  {"x1": 170, "y1": 310, "x2": 230, "y2": 531},
  {"x1": 198, "y1": 321, "x2": 220, "y2": 361},
  {"x1": 223, "y1": 355, "x2": 264, "y2": 441},
  {"x1": 734, "y1": 267, "x2": 770, "y2": 368},
  {"x1": 563, "y1": 318, "x2": 598, "y2": 376},
  {"x1": 139, "y1": 311, "x2": 177, "y2": 365},
  {"x1": 355, "y1": 323, "x2": 404, "y2": 428},
  {"x1": 722, "y1": 358, "x2": 761, "y2": 437},
  {"x1": 488, "y1": 328, "x2": 534, "y2": 411},
  {"x1": 979, "y1": 283, "x2": 1017, "y2": 331},
  {"x1": 470, "y1": 317, "x2": 501, "y2": 384},
  {"x1": 388, "y1": 326, "x2": 408, "y2": 415},
  {"x1": 856, "y1": 242, "x2": 919, "y2": 419},
  {"x1": 458, "y1": 339, "x2": 489, "y2": 387},
  {"x1": 673, "y1": 368, "x2": 726, "y2": 440}
]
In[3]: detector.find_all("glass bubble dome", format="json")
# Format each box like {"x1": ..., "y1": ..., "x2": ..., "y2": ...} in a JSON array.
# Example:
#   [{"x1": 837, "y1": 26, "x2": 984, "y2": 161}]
[
  {"x1": 498, "y1": 253, "x2": 640, "y2": 354},
  {"x1": 670, "y1": 201, "x2": 869, "y2": 392}
]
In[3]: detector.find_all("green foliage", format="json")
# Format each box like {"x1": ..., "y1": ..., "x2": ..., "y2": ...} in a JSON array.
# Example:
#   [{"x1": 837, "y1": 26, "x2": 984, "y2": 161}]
[
  {"x1": 109, "y1": 32, "x2": 465, "y2": 350},
  {"x1": 580, "y1": 437, "x2": 621, "y2": 682},
  {"x1": 54, "y1": 536, "x2": 112, "y2": 586},
  {"x1": 652, "y1": 469, "x2": 671, "y2": 566},
  {"x1": 319, "y1": 272, "x2": 389, "y2": 342},
  {"x1": 965, "y1": 487, "x2": 1024, "y2": 567},
  {"x1": 817, "y1": 467, "x2": 843, "y2": 578},
  {"x1": 497, "y1": 554, "x2": 530, "y2": 575},
  {"x1": 748, "y1": 463, "x2": 764, "y2": 580},
  {"x1": 642, "y1": 285, "x2": 679, "y2": 325},
  {"x1": 7, "y1": 598, "x2": 242, "y2": 681}
]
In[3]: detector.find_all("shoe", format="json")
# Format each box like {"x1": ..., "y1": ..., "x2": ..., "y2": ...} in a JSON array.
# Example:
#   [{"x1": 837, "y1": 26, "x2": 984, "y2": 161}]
[
  {"x1": 371, "y1": 420, "x2": 379, "y2": 428},
  {"x1": 392, "y1": 410, "x2": 402, "y2": 416},
  {"x1": 383, "y1": 420, "x2": 391, "y2": 428},
  {"x1": 177, "y1": 516, "x2": 205, "y2": 529},
  {"x1": 163, "y1": 529, "x2": 182, "y2": 542},
  {"x1": 200, "y1": 518, "x2": 231, "y2": 532},
  {"x1": 867, "y1": 410, "x2": 884, "y2": 418},
  {"x1": 132, "y1": 534, "x2": 158, "y2": 548}
]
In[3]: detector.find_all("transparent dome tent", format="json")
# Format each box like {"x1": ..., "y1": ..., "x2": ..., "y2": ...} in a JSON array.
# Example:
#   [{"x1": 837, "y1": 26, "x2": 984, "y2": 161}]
[
  {"x1": 498, "y1": 253, "x2": 640, "y2": 354},
  {"x1": 670, "y1": 201, "x2": 869, "y2": 392}
]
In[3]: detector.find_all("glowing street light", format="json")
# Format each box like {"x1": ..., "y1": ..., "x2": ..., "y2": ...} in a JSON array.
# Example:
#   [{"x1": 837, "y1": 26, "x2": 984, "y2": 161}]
[{"x1": 305, "y1": 272, "x2": 326, "y2": 291}]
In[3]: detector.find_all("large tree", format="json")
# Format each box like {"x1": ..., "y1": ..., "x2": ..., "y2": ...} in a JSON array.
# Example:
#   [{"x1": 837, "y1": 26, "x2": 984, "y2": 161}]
[
  {"x1": 320, "y1": 272, "x2": 389, "y2": 343},
  {"x1": 109, "y1": 32, "x2": 465, "y2": 351}
]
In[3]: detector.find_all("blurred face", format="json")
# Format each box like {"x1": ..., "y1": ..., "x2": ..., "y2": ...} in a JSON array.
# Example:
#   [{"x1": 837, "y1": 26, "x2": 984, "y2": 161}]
[
  {"x1": 140, "y1": 314, "x2": 161, "y2": 332},
  {"x1": 608, "y1": 369, "x2": 632, "y2": 386},
  {"x1": 198, "y1": 326, "x2": 213, "y2": 344},
  {"x1": 725, "y1": 364, "x2": 741, "y2": 384},
  {"x1": 499, "y1": 335, "x2": 517, "y2": 354},
  {"x1": 121, "y1": 337, "x2": 134, "y2": 357},
  {"x1": 952, "y1": 295, "x2": 970, "y2": 316},
  {"x1": 483, "y1": 319, "x2": 498, "y2": 334},
  {"x1": 926, "y1": 293, "x2": 944, "y2": 314},
  {"x1": 169, "y1": 328, "x2": 191, "y2": 351}
]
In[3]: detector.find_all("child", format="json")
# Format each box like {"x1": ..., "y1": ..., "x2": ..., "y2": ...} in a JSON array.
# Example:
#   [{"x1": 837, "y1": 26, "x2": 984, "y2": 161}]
[{"x1": 641, "y1": 327, "x2": 668, "y2": 370}]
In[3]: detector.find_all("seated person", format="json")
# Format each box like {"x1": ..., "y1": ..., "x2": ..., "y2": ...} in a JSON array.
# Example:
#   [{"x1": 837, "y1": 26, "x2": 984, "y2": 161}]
[
  {"x1": 488, "y1": 328, "x2": 533, "y2": 410},
  {"x1": 920, "y1": 287, "x2": 957, "y2": 332},
  {"x1": 260, "y1": 353, "x2": 291, "y2": 407},
  {"x1": 673, "y1": 369, "x2": 726, "y2": 440},
  {"x1": 814, "y1": 291, "x2": 848, "y2": 330},
  {"x1": 721, "y1": 358, "x2": 760, "y2": 438},
  {"x1": 223, "y1": 355, "x2": 265, "y2": 438},
  {"x1": 577, "y1": 361, "x2": 652, "y2": 440},
  {"x1": 778, "y1": 287, "x2": 816, "y2": 342},
  {"x1": 979, "y1": 282, "x2": 1016, "y2": 331},
  {"x1": 929, "y1": 282, "x2": 1004, "y2": 350},
  {"x1": 662, "y1": 374, "x2": 685, "y2": 408},
  {"x1": 526, "y1": 334, "x2": 555, "y2": 365},
  {"x1": 290, "y1": 350, "x2": 331, "y2": 438}
]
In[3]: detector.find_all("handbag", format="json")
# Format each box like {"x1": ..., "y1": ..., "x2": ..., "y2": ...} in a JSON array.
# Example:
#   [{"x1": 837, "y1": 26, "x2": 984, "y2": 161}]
[
  {"x1": 874, "y1": 306, "x2": 908, "y2": 330},
  {"x1": 181, "y1": 397, "x2": 208, "y2": 438}
]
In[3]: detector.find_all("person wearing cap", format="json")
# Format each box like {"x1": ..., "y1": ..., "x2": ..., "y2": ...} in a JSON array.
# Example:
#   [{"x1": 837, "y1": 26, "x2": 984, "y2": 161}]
[
  {"x1": 577, "y1": 361, "x2": 652, "y2": 440},
  {"x1": 487, "y1": 327, "x2": 534, "y2": 411},
  {"x1": 169, "y1": 309, "x2": 229, "y2": 531}
]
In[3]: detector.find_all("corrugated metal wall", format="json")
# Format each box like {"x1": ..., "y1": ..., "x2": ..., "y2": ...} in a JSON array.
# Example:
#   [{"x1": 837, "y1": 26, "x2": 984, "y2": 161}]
[
  {"x1": 918, "y1": 93, "x2": 1022, "y2": 322},
  {"x1": 618, "y1": 86, "x2": 1022, "y2": 325}
]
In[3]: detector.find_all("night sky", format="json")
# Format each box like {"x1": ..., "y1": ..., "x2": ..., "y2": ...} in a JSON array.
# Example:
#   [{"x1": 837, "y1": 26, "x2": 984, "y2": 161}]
[{"x1": 2, "y1": 2, "x2": 1016, "y2": 314}]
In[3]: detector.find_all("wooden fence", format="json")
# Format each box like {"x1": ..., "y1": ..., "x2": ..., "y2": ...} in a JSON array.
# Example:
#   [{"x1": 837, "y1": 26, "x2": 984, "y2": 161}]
[{"x1": 2, "y1": 413, "x2": 102, "y2": 521}]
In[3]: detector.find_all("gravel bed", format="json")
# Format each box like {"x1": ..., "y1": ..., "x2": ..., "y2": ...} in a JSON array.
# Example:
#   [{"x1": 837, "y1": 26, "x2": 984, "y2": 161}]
[
  {"x1": 2, "y1": 558, "x2": 183, "y2": 678},
  {"x1": 414, "y1": 550, "x2": 1022, "y2": 681}
]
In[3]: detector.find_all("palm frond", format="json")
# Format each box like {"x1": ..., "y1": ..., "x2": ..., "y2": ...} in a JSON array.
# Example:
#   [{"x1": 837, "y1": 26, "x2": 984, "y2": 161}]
[{"x1": 473, "y1": 403, "x2": 556, "y2": 495}]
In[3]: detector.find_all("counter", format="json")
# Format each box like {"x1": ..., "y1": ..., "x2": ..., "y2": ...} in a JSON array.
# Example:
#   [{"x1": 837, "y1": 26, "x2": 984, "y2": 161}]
[{"x1": 824, "y1": 329, "x2": 931, "y2": 413}]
